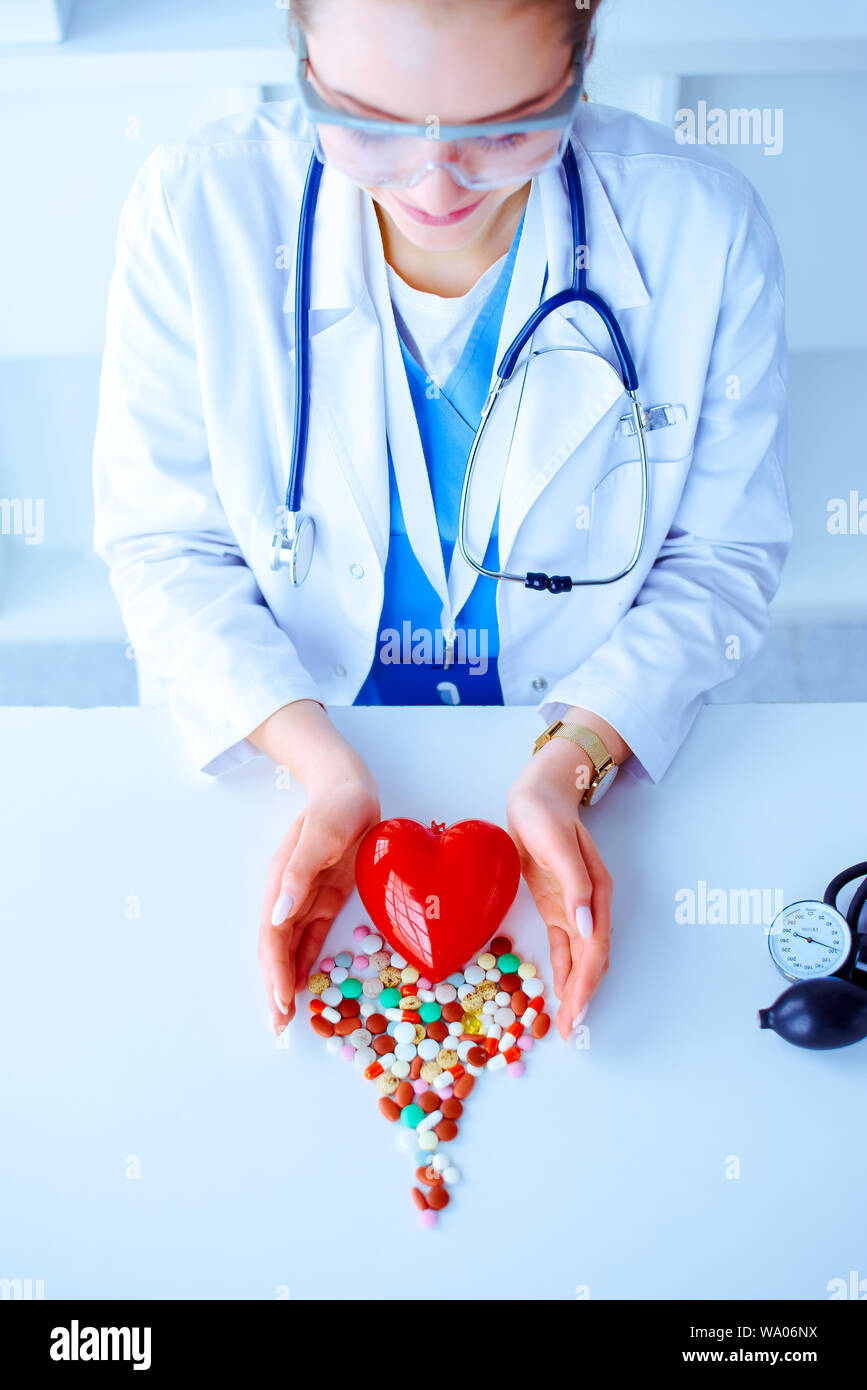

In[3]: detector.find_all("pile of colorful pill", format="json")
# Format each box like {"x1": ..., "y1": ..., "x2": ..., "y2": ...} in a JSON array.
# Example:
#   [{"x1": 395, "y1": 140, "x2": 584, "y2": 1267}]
[{"x1": 307, "y1": 927, "x2": 550, "y2": 1227}]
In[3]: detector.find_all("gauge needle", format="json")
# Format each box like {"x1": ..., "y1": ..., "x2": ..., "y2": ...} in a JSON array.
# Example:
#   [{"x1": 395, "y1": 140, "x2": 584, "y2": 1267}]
[{"x1": 793, "y1": 932, "x2": 835, "y2": 950}]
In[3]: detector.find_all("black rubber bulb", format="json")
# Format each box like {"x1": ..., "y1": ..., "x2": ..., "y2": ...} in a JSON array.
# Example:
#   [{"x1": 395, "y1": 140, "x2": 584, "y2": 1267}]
[{"x1": 759, "y1": 977, "x2": 867, "y2": 1049}]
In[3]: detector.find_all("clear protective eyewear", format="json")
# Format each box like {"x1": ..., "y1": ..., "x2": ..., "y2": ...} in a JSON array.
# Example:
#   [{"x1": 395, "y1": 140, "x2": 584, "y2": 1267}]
[{"x1": 290, "y1": 20, "x2": 585, "y2": 190}]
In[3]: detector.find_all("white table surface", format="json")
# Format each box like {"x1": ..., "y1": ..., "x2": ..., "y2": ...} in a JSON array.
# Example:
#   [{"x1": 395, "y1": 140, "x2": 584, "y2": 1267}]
[{"x1": 1, "y1": 703, "x2": 865, "y2": 1301}]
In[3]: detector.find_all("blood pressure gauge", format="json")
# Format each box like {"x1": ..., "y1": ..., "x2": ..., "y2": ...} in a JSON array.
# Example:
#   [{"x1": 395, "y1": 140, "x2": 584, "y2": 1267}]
[{"x1": 768, "y1": 900, "x2": 852, "y2": 983}]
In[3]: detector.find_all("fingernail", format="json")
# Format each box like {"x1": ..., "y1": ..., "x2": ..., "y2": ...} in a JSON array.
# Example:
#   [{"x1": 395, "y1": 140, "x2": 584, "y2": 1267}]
[
  {"x1": 575, "y1": 905, "x2": 593, "y2": 939},
  {"x1": 271, "y1": 892, "x2": 294, "y2": 926},
  {"x1": 273, "y1": 983, "x2": 289, "y2": 1015},
  {"x1": 571, "y1": 1004, "x2": 589, "y2": 1029}
]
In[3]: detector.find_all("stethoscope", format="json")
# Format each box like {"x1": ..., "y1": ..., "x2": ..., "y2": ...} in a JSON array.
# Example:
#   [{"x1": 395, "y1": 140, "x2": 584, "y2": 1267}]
[
  {"x1": 271, "y1": 142, "x2": 651, "y2": 588},
  {"x1": 760, "y1": 861, "x2": 867, "y2": 1049}
]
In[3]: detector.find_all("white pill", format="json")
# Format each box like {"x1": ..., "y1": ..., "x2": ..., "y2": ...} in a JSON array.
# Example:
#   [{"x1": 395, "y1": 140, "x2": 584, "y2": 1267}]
[
  {"x1": 385, "y1": 1007, "x2": 402, "y2": 1021},
  {"x1": 325, "y1": 1035, "x2": 342, "y2": 1054},
  {"x1": 390, "y1": 953, "x2": 407, "y2": 969},
  {"x1": 361, "y1": 934, "x2": 382, "y2": 954},
  {"x1": 457, "y1": 983, "x2": 475, "y2": 999},
  {"x1": 322, "y1": 1006, "x2": 341, "y2": 1024},
  {"x1": 522, "y1": 1006, "x2": 539, "y2": 1026},
  {"x1": 418, "y1": 989, "x2": 436, "y2": 1003},
  {"x1": 498, "y1": 1032, "x2": 515, "y2": 1052},
  {"x1": 482, "y1": 1000, "x2": 497, "y2": 1015},
  {"x1": 418, "y1": 1039, "x2": 439, "y2": 1061},
  {"x1": 394, "y1": 1021, "x2": 416, "y2": 1044},
  {"x1": 487, "y1": 1052, "x2": 506, "y2": 1071},
  {"x1": 495, "y1": 991, "x2": 511, "y2": 1007},
  {"x1": 362, "y1": 978, "x2": 383, "y2": 998},
  {"x1": 398, "y1": 1128, "x2": 416, "y2": 1150},
  {"x1": 435, "y1": 983, "x2": 457, "y2": 1004},
  {"x1": 523, "y1": 978, "x2": 544, "y2": 998},
  {"x1": 442, "y1": 1166, "x2": 461, "y2": 1185},
  {"x1": 447, "y1": 1022, "x2": 463, "y2": 1037},
  {"x1": 322, "y1": 987, "x2": 342, "y2": 1008},
  {"x1": 417, "y1": 1109, "x2": 442, "y2": 1133},
  {"x1": 394, "y1": 1042, "x2": 417, "y2": 1062},
  {"x1": 350, "y1": 1028, "x2": 372, "y2": 1049},
  {"x1": 467, "y1": 1063, "x2": 485, "y2": 1076},
  {"x1": 494, "y1": 1007, "x2": 516, "y2": 1028},
  {"x1": 432, "y1": 1153, "x2": 449, "y2": 1172},
  {"x1": 433, "y1": 1070, "x2": 453, "y2": 1091},
  {"x1": 391, "y1": 1060, "x2": 410, "y2": 1079},
  {"x1": 457, "y1": 1040, "x2": 475, "y2": 1062},
  {"x1": 353, "y1": 1046, "x2": 376, "y2": 1066},
  {"x1": 329, "y1": 966, "x2": 348, "y2": 984},
  {"x1": 464, "y1": 965, "x2": 485, "y2": 985},
  {"x1": 418, "y1": 1131, "x2": 438, "y2": 1152},
  {"x1": 486, "y1": 1023, "x2": 502, "y2": 1041},
  {"x1": 359, "y1": 999, "x2": 376, "y2": 1018},
  {"x1": 485, "y1": 968, "x2": 501, "y2": 982}
]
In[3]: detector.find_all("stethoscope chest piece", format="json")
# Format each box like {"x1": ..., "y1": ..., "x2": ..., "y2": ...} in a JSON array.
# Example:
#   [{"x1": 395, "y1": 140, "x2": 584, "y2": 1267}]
[{"x1": 271, "y1": 513, "x2": 316, "y2": 584}]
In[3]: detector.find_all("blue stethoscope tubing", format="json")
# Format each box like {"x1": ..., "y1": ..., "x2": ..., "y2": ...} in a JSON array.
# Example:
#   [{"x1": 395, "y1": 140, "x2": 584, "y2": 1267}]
[{"x1": 271, "y1": 141, "x2": 650, "y2": 590}]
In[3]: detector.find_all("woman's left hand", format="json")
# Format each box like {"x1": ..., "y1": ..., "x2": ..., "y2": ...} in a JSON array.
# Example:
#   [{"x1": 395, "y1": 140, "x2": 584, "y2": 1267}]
[{"x1": 506, "y1": 738, "x2": 613, "y2": 1039}]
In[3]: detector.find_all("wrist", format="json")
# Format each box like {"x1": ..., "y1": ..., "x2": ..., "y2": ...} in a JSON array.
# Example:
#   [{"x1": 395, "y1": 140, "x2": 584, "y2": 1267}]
[
  {"x1": 249, "y1": 698, "x2": 376, "y2": 796},
  {"x1": 521, "y1": 735, "x2": 591, "y2": 806}
]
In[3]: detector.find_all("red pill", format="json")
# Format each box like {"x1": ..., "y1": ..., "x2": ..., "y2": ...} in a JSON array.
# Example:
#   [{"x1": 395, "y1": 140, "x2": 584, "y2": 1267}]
[
  {"x1": 440, "y1": 1098, "x2": 463, "y2": 1120},
  {"x1": 490, "y1": 936, "x2": 512, "y2": 955},
  {"x1": 499, "y1": 973, "x2": 522, "y2": 994},
  {"x1": 373, "y1": 1034, "x2": 396, "y2": 1055},
  {"x1": 426, "y1": 1185, "x2": 450, "y2": 1211},
  {"x1": 427, "y1": 1021, "x2": 449, "y2": 1042},
  {"x1": 409, "y1": 1056, "x2": 423, "y2": 1080},
  {"x1": 442, "y1": 1002, "x2": 463, "y2": 1023},
  {"x1": 412, "y1": 1187, "x2": 428, "y2": 1211},
  {"x1": 419, "y1": 1091, "x2": 440, "y2": 1113},
  {"x1": 401, "y1": 1010, "x2": 421, "y2": 1023},
  {"x1": 334, "y1": 1016, "x2": 357, "y2": 1036},
  {"x1": 415, "y1": 1165, "x2": 443, "y2": 1187},
  {"x1": 435, "y1": 1118, "x2": 458, "y2": 1142},
  {"x1": 366, "y1": 1013, "x2": 387, "y2": 1035},
  {"x1": 510, "y1": 990, "x2": 528, "y2": 1016},
  {"x1": 379, "y1": 1098, "x2": 401, "y2": 1122},
  {"x1": 532, "y1": 1013, "x2": 551, "y2": 1039},
  {"x1": 311, "y1": 1016, "x2": 334, "y2": 1038},
  {"x1": 395, "y1": 1080, "x2": 415, "y2": 1108},
  {"x1": 503, "y1": 1046, "x2": 521, "y2": 1064},
  {"x1": 337, "y1": 998, "x2": 360, "y2": 1017},
  {"x1": 467, "y1": 1046, "x2": 488, "y2": 1068},
  {"x1": 310, "y1": 998, "x2": 325, "y2": 1015},
  {"x1": 454, "y1": 1074, "x2": 475, "y2": 1099}
]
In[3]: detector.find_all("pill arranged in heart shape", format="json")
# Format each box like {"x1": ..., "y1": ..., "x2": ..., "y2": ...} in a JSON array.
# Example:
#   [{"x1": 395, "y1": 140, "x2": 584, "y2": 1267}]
[{"x1": 307, "y1": 926, "x2": 550, "y2": 1226}]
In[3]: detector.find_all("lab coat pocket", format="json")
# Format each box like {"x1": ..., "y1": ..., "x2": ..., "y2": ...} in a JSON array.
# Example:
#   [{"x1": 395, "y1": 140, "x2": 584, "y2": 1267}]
[{"x1": 587, "y1": 453, "x2": 690, "y2": 577}]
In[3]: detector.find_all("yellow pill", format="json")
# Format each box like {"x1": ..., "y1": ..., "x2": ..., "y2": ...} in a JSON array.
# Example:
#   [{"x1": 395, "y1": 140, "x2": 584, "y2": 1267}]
[
  {"x1": 461, "y1": 991, "x2": 483, "y2": 1013},
  {"x1": 420, "y1": 1061, "x2": 442, "y2": 1082},
  {"x1": 462, "y1": 1013, "x2": 481, "y2": 1034},
  {"x1": 308, "y1": 972, "x2": 330, "y2": 994},
  {"x1": 479, "y1": 981, "x2": 497, "y2": 1000},
  {"x1": 436, "y1": 1048, "x2": 459, "y2": 1069},
  {"x1": 414, "y1": 1024, "x2": 427, "y2": 1044},
  {"x1": 518, "y1": 961, "x2": 537, "y2": 980},
  {"x1": 380, "y1": 967, "x2": 401, "y2": 987},
  {"x1": 477, "y1": 953, "x2": 496, "y2": 970},
  {"x1": 401, "y1": 966, "x2": 420, "y2": 984}
]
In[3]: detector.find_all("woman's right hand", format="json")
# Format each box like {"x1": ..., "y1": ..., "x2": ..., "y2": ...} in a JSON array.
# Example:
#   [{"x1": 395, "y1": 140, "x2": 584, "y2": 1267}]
[{"x1": 259, "y1": 766, "x2": 381, "y2": 1036}]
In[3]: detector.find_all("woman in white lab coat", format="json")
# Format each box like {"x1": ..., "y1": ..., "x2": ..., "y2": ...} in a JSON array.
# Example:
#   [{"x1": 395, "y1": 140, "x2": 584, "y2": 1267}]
[{"x1": 93, "y1": 0, "x2": 791, "y2": 1041}]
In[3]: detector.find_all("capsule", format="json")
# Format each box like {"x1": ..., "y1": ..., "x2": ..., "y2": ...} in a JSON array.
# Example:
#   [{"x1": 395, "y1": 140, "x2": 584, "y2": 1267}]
[{"x1": 364, "y1": 1060, "x2": 384, "y2": 1080}]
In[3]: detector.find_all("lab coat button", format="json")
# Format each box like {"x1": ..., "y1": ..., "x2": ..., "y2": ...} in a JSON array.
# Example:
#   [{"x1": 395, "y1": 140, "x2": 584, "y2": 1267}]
[
  {"x1": 532, "y1": 677, "x2": 548, "y2": 691},
  {"x1": 349, "y1": 564, "x2": 364, "y2": 579},
  {"x1": 334, "y1": 663, "x2": 346, "y2": 677}
]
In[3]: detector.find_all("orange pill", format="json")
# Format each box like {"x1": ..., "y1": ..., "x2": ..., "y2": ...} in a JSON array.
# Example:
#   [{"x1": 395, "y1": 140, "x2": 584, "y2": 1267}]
[
  {"x1": 442, "y1": 1002, "x2": 463, "y2": 1023},
  {"x1": 419, "y1": 1090, "x2": 440, "y2": 1113},
  {"x1": 401, "y1": 1010, "x2": 421, "y2": 1023},
  {"x1": 373, "y1": 1034, "x2": 396, "y2": 1055},
  {"x1": 435, "y1": 1118, "x2": 458, "y2": 1142},
  {"x1": 366, "y1": 1013, "x2": 388, "y2": 1035},
  {"x1": 364, "y1": 1060, "x2": 384, "y2": 1080},
  {"x1": 467, "y1": 1046, "x2": 488, "y2": 1068},
  {"x1": 427, "y1": 1021, "x2": 449, "y2": 1042},
  {"x1": 440, "y1": 1097, "x2": 463, "y2": 1120},
  {"x1": 510, "y1": 990, "x2": 528, "y2": 1016},
  {"x1": 395, "y1": 1080, "x2": 415, "y2": 1108},
  {"x1": 334, "y1": 1017, "x2": 357, "y2": 1037},
  {"x1": 415, "y1": 1165, "x2": 443, "y2": 1187},
  {"x1": 454, "y1": 1074, "x2": 475, "y2": 1099},
  {"x1": 503, "y1": 1046, "x2": 521, "y2": 1063},
  {"x1": 309, "y1": 998, "x2": 325, "y2": 1015},
  {"x1": 532, "y1": 1012, "x2": 551, "y2": 1039},
  {"x1": 409, "y1": 1056, "x2": 423, "y2": 1080},
  {"x1": 411, "y1": 1187, "x2": 428, "y2": 1211},
  {"x1": 426, "y1": 1184, "x2": 450, "y2": 1211},
  {"x1": 378, "y1": 1097, "x2": 401, "y2": 1122},
  {"x1": 311, "y1": 1016, "x2": 334, "y2": 1038}
]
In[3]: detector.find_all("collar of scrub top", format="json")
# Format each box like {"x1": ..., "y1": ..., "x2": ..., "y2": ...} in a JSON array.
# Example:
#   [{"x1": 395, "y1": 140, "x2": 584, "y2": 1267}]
[{"x1": 278, "y1": 120, "x2": 652, "y2": 612}]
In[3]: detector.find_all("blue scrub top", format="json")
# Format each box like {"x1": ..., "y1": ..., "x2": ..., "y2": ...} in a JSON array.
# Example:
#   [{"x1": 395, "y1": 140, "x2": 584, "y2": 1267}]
[{"x1": 356, "y1": 212, "x2": 525, "y2": 707}]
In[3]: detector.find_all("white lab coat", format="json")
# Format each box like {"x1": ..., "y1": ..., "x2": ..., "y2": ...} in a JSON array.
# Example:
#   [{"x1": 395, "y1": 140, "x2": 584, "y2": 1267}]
[{"x1": 93, "y1": 98, "x2": 791, "y2": 780}]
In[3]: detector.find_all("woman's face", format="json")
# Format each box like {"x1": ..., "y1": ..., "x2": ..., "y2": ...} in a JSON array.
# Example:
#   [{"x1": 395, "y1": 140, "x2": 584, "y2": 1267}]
[{"x1": 303, "y1": 0, "x2": 573, "y2": 251}]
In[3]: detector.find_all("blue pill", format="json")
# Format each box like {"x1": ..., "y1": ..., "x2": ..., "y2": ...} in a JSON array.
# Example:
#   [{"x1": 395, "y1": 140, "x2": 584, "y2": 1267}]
[{"x1": 335, "y1": 951, "x2": 353, "y2": 968}]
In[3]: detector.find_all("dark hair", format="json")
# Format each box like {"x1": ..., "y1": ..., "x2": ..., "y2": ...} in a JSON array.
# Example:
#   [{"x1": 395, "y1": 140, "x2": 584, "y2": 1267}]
[{"x1": 290, "y1": 0, "x2": 603, "y2": 52}]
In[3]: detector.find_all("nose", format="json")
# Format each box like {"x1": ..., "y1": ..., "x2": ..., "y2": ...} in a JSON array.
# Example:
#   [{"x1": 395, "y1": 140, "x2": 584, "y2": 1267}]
[{"x1": 405, "y1": 163, "x2": 472, "y2": 210}]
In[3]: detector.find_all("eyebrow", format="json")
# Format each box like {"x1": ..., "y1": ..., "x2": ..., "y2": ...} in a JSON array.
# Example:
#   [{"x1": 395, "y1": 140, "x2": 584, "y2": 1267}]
[{"x1": 325, "y1": 77, "x2": 569, "y2": 124}]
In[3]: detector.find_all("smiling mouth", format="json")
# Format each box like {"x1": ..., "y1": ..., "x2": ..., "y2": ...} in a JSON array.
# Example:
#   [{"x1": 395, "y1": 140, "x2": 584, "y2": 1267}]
[{"x1": 393, "y1": 194, "x2": 486, "y2": 227}]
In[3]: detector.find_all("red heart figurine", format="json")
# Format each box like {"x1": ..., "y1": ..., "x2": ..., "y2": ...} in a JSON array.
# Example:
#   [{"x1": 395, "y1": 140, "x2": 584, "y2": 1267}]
[{"x1": 354, "y1": 817, "x2": 521, "y2": 981}]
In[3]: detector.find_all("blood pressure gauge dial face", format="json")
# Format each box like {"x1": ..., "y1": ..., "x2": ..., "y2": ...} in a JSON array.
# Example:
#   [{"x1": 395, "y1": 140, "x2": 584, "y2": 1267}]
[{"x1": 768, "y1": 900, "x2": 852, "y2": 982}]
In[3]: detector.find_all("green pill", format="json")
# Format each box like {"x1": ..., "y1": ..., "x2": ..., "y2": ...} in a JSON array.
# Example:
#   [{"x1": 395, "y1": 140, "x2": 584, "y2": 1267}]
[
  {"x1": 380, "y1": 987, "x2": 401, "y2": 1009},
  {"x1": 497, "y1": 952, "x2": 520, "y2": 973},
  {"x1": 341, "y1": 977, "x2": 362, "y2": 999},
  {"x1": 419, "y1": 1002, "x2": 442, "y2": 1024},
  {"x1": 400, "y1": 1103, "x2": 425, "y2": 1129}
]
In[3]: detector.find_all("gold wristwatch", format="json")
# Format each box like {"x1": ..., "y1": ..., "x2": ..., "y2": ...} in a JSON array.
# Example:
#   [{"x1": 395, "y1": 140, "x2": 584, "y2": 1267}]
[{"x1": 532, "y1": 721, "x2": 619, "y2": 807}]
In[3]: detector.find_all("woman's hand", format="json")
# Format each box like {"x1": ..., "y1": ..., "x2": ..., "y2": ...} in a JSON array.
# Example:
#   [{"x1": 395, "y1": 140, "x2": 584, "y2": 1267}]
[
  {"x1": 259, "y1": 765, "x2": 381, "y2": 1036},
  {"x1": 248, "y1": 700, "x2": 381, "y2": 1037},
  {"x1": 506, "y1": 736, "x2": 614, "y2": 1039}
]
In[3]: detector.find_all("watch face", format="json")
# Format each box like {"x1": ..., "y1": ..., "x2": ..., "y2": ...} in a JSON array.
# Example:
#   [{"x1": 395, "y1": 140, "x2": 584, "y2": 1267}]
[{"x1": 587, "y1": 763, "x2": 618, "y2": 805}]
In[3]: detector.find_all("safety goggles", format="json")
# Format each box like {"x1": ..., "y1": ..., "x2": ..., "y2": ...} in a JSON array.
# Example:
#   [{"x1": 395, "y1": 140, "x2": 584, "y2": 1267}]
[{"x1": 290, "y1": 20, "x2": 585, "y2": 190}]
